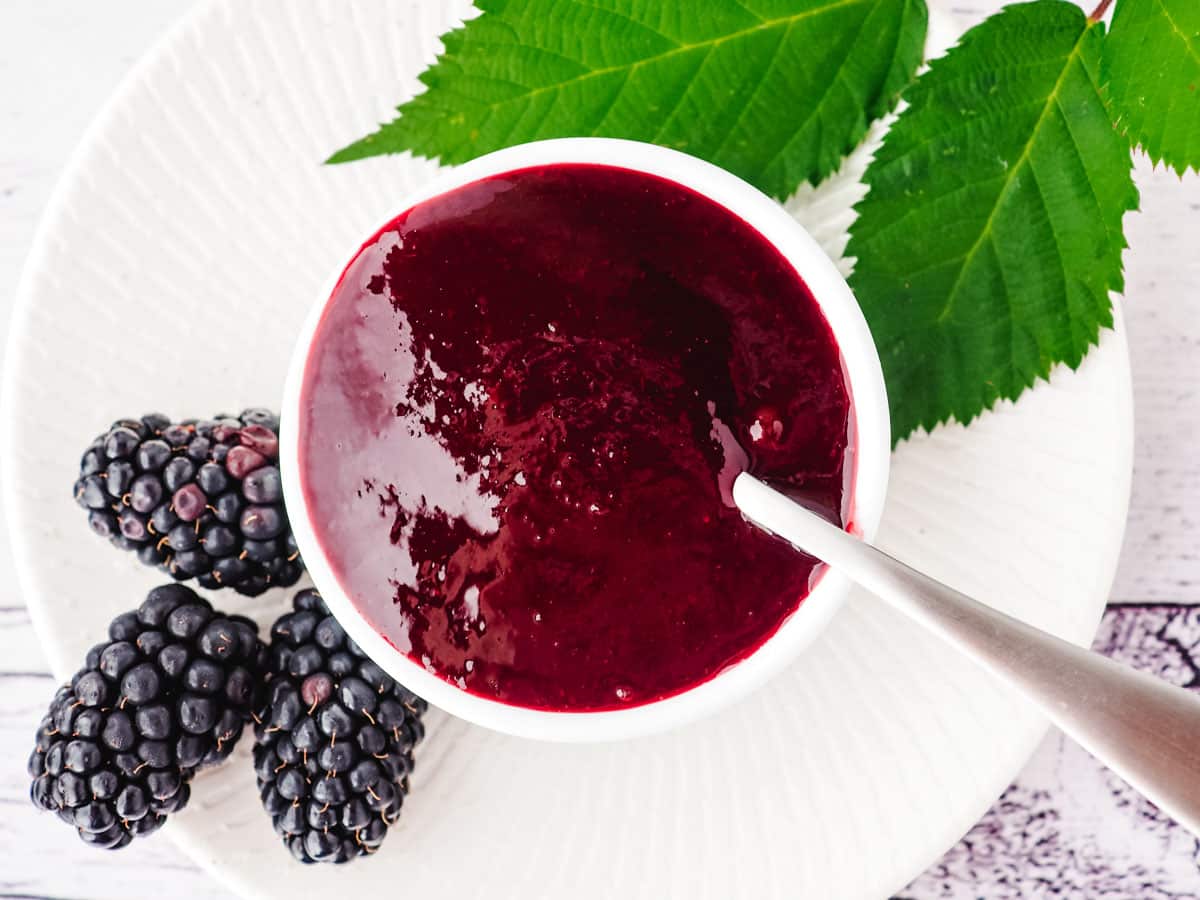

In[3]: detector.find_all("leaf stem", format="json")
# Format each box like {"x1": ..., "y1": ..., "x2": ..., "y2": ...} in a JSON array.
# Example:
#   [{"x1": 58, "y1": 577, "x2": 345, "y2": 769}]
[{"x1": 1088, "y1": 0, "x2": 1115, "y2": 22}]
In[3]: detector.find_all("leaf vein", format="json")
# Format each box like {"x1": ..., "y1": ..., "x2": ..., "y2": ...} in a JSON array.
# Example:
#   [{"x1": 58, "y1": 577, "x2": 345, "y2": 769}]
[
  {"x1": 647, "y1": 45, "x2": 718, "y2": 142},
  {"x1": 1153, "y1": 0, "x2": 1200, "y2": 67},
  {"x1": 588, "y1": 67, "x2": 637, "y2": 136},
  {"x1": 1024, "y1": 162, "x2": 1070, "y2": 346},
  {"x1": 566, "y1": 0, "x2": 684, "y2": 48},
  {"x1": 461, "y1": 0, "x2": 871, "y2": 120},
  {"x1": 985, "y1": 229, "x2": 1022, "y2": 391},
  {"x1": 706, "y1": 21, "x2": 796, "y2": 159},
  {"x1": 934, "y1": 28, "x2": 1089, "y2": 325},
  {"x1": 748, "y1": 1, "x2": 878, "y2": 183}
]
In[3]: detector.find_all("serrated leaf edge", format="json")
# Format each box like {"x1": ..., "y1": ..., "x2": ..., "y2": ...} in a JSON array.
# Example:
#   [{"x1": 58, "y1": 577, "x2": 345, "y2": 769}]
[
  {"x1": 850, "y1": 9, "x2": 1140, "y2": 445},
  {"x1": 328, "y1": 0, "x2": 879, "y2": 167},
  {"x1": 1105, "y1": 0, "x2": 1200, "y2": 175}
]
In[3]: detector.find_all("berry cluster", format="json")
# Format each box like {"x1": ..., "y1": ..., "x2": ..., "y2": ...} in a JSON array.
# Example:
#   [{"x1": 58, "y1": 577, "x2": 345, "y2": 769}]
[
  {"x1": 37, "y1": 411, "x2": 430, "y2": 864},
  {"x1": 28, "y1": 585, "x2": 265, "y2": 849},
  {"x1": 74, "y1": 411, "x2": 302, "y2": 596},
  {"x1": 253, "y1": 590, "x2": 427, "y2": 863}
]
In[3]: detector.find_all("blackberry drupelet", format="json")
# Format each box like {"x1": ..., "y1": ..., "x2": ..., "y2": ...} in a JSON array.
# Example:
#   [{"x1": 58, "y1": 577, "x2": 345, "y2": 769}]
[
  {"x1": 253, "y1": 589, "x2": 427, "y2": 864},
  {"x1": 28, "y1": 584, "x2": 266, "y2": 848},
  {"x1": 74, "y1": 410, "x2": 302, "y2": 596}
]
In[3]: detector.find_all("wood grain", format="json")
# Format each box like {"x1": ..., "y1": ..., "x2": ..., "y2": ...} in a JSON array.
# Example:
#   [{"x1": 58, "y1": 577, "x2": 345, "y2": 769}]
[{"x1": 1115, "y1": 176, "x2": 1200, "y2": 603}]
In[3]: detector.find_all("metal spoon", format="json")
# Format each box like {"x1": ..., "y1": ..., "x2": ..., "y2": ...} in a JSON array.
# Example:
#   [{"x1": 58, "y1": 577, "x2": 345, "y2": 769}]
[{"x1": 733, "y1": 472, "x2": 1200, "y2": 835}]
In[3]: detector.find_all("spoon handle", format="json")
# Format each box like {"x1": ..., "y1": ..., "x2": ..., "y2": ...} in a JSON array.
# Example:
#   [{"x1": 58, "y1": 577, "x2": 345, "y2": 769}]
[{"x1": 733, "y1": 473, "x2": 1200, "y2": 835}]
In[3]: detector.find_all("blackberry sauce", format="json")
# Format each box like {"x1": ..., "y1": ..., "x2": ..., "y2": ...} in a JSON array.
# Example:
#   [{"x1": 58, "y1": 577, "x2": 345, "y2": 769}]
[{"x1": 299, "y1": 164, "x2": 850, "y2": 711}]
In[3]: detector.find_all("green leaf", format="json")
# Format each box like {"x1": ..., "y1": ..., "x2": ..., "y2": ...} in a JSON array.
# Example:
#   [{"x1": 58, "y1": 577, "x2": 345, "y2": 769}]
[
  {"x1": 328, "y1": 0, "x2": 928, "y2": 199},
  {"x1": 1102, "y1": 0, "x2": 1200, "y2": 174},
  {"x1": 846, "y1": 0, "x2": 1138, "y2": 443}
]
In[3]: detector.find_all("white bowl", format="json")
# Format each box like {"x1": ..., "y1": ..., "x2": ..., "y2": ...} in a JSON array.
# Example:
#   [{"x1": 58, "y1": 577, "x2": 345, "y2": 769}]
[{"x1": 281, "y1": 137, "x2": 890, "y2": 742}]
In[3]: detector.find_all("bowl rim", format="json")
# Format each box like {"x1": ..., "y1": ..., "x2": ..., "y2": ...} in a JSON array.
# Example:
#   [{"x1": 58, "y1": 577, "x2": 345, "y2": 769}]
[{"x1": 280, "y1": 137, "x2": 891, "y2": 742}]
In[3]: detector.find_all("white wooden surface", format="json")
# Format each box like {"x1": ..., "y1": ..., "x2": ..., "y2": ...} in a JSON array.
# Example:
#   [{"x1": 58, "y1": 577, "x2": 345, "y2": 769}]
[{"x1": 0, "y1": 1, "x2": 1196, "y2": 897}]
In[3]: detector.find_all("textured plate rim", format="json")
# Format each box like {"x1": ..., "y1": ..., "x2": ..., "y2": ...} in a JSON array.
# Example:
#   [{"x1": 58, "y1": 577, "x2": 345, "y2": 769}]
[
  {"x1": 2, "y1": 0, "x2": 224, "y2": 675},
  {"x1": 881, "y1": 297, "x2": 1134, "y2": 893},
  {"x1": 0, "y1": 0, "x2": 256, "y2": 893}
]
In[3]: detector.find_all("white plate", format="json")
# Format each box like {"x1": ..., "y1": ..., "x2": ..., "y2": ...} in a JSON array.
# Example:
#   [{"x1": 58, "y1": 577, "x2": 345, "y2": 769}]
[{"x1": 1, "y1": 2, "x2": 1132, "y2": 897}]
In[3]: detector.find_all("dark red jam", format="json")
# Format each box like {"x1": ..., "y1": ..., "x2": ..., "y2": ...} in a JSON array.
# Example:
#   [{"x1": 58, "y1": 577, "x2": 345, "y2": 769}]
[{"x1": 298, "y1": 164, "x2": 850, "y2": 711}]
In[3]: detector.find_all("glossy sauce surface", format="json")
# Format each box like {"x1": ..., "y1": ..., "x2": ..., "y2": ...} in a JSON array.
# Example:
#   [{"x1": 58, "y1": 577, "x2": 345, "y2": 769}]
[{"x1": 299, "y1": 164, "x2": 850, "y2": 711}]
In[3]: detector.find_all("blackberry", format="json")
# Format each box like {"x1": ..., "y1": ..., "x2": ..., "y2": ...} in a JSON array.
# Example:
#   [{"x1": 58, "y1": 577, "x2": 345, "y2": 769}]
[
  {"x1": 28, "y1": 585, "x2": 266, "y2": 848},
  {"x1": 74, "y1": 410, "x2": 302, "y2": 596},
  {"x1": 253, "y1": 589, "x2": 427, "y2": 864}
]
